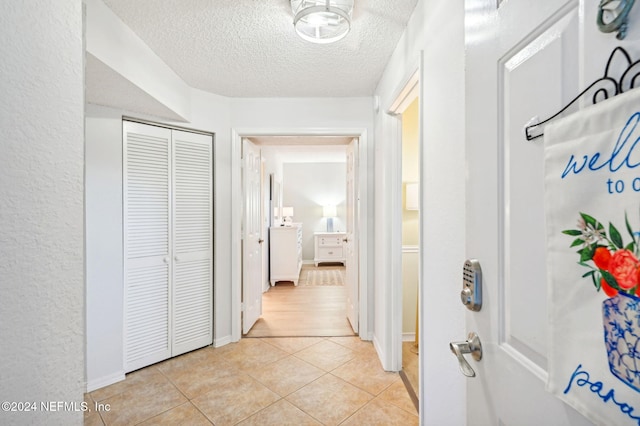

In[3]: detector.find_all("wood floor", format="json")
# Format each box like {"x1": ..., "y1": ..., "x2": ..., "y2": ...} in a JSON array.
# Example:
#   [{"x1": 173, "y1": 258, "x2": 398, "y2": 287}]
[{"x1": 245, "y1": 268, "x2": 355, "y2": 337}]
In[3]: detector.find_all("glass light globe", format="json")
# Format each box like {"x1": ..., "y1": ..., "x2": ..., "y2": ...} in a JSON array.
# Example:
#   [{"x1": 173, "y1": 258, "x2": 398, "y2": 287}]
[{"x1": 291, "y1": 0, "x2": 354, "y2": 44}]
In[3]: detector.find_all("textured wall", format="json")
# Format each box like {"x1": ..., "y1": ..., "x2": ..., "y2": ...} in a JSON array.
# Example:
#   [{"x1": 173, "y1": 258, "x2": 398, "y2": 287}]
[{"x1": 0, "y1": 2, "x2": 85, "y2": 425}]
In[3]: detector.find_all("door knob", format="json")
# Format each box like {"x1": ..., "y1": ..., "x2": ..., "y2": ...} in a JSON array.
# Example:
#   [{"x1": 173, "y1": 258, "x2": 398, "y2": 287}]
[
  {"x1": 449, "y1": 332, "x2": 482, "y2": 377},
  {"x1": 258, "y1": 238, "x2": 264, "y2": 244}
]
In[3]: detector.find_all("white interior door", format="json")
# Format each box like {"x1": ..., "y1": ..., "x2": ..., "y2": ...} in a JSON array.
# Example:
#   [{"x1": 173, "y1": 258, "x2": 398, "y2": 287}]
[
  {"x1": 464, "y1": 1, "x2": 629, "y2": 424},
  {"x1": 171, "y1": 130, "x2": 213, "y2": 356},
  {"x1": 124, "y1": 122, "x2": 213, "y2": 371},
  {"x1": 345, "y1": 139, "x2": 359, "y2": 333},
  {"x1": 242, "y1": 139, "x2": 263, "y2": 334},
  {"x1": 123, "y1": 122, "x2": 172, "y2": 372}
]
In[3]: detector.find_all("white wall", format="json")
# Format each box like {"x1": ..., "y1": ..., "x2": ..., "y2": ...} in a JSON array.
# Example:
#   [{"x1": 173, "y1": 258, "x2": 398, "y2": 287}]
[
  {"x1": 0, "y1": 2, "x2": 85, "y2": 424},
  {"x1": 230, "y1": 97, "x2": 373, "y2": 130},
  {"x1": 282, "y1": 162, "x2": 347, "y2": 261},
  {"x1": 85, "y1": 105, "x2": 125, "y2": 391},
  {"x1": 373, "y1": 0, "x2": 466, "y2": 424}
]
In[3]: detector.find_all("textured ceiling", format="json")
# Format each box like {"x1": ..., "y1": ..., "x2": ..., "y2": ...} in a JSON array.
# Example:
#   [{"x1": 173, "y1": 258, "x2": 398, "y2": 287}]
[{"x1": 101, "y1": 0, "x2": 418, "y2": 97}]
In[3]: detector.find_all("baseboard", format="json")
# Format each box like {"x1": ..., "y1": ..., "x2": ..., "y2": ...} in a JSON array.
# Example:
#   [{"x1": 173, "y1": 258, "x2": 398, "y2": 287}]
[
  {"x1": 402, "y1": 332, "x2": 416, "y2": 342},
  {"x1": 86, "y1": 371, "x2": 125, "y2": 393},
  {"x1": 302, "y1": 260, "x2": 314, "y2": 265},
  {"x1": 359, "y1": 331, "x2": 373, "y2": 341},
  {"x1": 213, "y1": 335, "x2": 232, "y2": 347},
  {"x1": 402, "y1": 245, "x2": 419, "y2": 253},
  {"x1": 372, "y1": 334, "x2": 385, "y2": 367}
]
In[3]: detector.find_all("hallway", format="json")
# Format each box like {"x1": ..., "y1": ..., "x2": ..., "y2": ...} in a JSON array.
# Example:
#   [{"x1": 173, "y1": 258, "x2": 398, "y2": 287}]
[
  {"x1": 246, "y1": 265, "x2": 354, "y2": 337},
  {"x1": 85, "y1": 337, "x2": 417, "y2": 425}
]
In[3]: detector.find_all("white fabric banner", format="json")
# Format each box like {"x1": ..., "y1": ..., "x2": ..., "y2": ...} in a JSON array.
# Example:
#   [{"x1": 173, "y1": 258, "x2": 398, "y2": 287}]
[{"x1": 545, "y1": 88, "x2": 640, "y2": 426}]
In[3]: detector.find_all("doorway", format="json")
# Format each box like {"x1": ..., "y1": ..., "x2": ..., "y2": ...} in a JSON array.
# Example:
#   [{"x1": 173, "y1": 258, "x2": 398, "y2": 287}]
[
  {"x1": 229, "y1": 128, "x2": 370, "y2": 342},
  {"x1": 387, "y1": 68, "x2": 421, "y2": 410},
  {"x1": 246, "y1": 140, "x2": 353, "y2": 337}
]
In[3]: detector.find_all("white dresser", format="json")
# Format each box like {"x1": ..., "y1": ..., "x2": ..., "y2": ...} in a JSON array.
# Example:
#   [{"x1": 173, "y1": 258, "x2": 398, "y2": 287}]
[
  {"x1": 270, "y1": 224, "x2": 303, "y2": 286},
  {"x1": 314, "y1": 232, "x2": 346, "y2": 266}
]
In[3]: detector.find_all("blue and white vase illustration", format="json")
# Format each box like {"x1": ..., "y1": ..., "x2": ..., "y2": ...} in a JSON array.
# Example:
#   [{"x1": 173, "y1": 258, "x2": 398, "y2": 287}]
[
  {"x1": 602, "y1": 292, "x2": 640, "y2": 392},
  {"x1": 563, "y1": 211, "x2": 640, "y2": 393}
]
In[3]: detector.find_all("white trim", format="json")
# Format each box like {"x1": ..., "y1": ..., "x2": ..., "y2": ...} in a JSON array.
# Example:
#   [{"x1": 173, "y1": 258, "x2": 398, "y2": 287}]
[
  {"x1": 231, "y1": 130, "x2": 242, "y2": 342},
  {"x1": 391, "y1": 115, "x2": 403, "y2": 372},
  {"x1": 385, "y1": 65, "x2": 422, "y2": 373},
  {"x1": 86, "y1": 371, "x2": 125, "y2": 393},
  {"x1": 403, "y1": 332, "x2": 416, "y2": 342},
  {"x1": 386, "y1": 65, "x2": 421, "y2": 115},
  {"x1": 500, "y1": 342, "x2": 548, "y2": 383},
  {"x1": 213, "y1": 335, "x2": 232, "y2": 348},
  {"x1": 402, "y1": 245, "x2": 419, "y2": 253},
  {"x1": 230, "y1": 127, "x2": 370, "y2": 342},
  {"x1": 416, "y1": 52, "x2": 426, "y2": 424},
  {"x1": 373, "y1": 334, "x2": 385, "y2": 368}
]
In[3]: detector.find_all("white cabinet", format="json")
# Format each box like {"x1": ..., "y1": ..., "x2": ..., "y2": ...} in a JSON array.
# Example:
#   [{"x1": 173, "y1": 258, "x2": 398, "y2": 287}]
[
  {"x1": 123, "y1": 121, "x2": 213, "y2": 373},
  {"x1": 314, "y1": 232, "x2": 346, "y2": 266},
  {"x1": 270, "y1": 224, "x2": 302, "y2": 286}
]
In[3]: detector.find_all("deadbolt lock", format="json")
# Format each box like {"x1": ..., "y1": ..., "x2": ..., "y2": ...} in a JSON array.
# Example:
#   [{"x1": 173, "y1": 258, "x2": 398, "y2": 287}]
[{"x1": 461, "y1": 259, "x2": 482, "y2": 311}]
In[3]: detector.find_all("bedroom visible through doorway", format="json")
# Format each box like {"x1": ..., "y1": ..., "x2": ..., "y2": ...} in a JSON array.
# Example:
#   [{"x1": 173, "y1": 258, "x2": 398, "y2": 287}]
[
  {"x1": 241, "y1": 136, "x2": 358, "y2": 338},
  {"x1": 245, "y1": 263, "x2": 354, "y2": 337}
]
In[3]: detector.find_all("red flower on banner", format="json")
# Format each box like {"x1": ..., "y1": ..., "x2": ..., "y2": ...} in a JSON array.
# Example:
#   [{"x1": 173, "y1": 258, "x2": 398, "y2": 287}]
[
  {"x1": 563, "y1": 212, "x2": 640, "y2": 297},
  {"x1": 609, "y1": 249, "x2": 640, "y2": 290}
]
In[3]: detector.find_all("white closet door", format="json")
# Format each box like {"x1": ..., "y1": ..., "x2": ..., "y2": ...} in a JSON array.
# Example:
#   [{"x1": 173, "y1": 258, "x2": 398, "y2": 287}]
[
  {"x1": 123, "y1": 122, "x2": 172, "y2": 372},
  {"x1": 171, "y1": 130, "x2": 213, "y2": 356}
]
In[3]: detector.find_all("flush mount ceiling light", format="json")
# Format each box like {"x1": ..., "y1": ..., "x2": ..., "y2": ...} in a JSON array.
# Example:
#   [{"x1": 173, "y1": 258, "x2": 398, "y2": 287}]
[{"x1": 291, "y1": 0, "x2": 354, "y2": 44}]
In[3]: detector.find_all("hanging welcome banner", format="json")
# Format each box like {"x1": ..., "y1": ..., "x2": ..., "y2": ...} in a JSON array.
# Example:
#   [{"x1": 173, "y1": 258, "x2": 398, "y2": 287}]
[{"x1": 545, "y1": 87, "x2": 640, "y2": 426}]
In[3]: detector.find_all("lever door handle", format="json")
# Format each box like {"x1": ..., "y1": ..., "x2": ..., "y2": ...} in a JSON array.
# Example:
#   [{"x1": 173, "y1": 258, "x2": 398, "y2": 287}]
[
  {"x1": 449, "y1": 332, "x2": 482, "y2": 377},
  {"x1": 258, "y1": 238, "x2": 264, "y2": 244}
]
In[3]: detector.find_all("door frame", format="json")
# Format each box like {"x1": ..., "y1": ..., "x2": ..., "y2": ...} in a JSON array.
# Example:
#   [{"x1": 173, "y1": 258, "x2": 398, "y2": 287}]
[
  {"x1": 230, "y1": 127, "x2": 370, "y2": 341},
  {"x1": 385, "y1": 59, "x2": 422, "y2": 373}
]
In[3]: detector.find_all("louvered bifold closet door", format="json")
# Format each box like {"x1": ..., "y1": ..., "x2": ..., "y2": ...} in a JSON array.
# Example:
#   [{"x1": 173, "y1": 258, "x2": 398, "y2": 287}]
[
  {"x1": 123, "y1": 122, "x2": 172, "y2": 372},
  {"x1": 171, "y1": 130, "x2": 213, "y2": 356}
]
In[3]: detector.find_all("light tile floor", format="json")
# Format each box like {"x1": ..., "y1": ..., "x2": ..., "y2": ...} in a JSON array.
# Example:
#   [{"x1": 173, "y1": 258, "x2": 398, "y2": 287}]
[{"x1": 86, "y1": 337, "x2": 418, "y2": 425}]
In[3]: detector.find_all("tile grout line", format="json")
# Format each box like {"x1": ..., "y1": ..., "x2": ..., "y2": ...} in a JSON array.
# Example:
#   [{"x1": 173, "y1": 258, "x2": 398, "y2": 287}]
[
  {"x1": 131, "y1": 367, "x2": 192, "y2": 426},
  {"x1": 282, "y1": 371, "x2": 335, "y2": 426},
  {"x1": 155, "y1": 356, "x2": 243, "y2": 425},
  {"x1": 89, "y1": 336, "x2": 415, "y2": 425}
]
